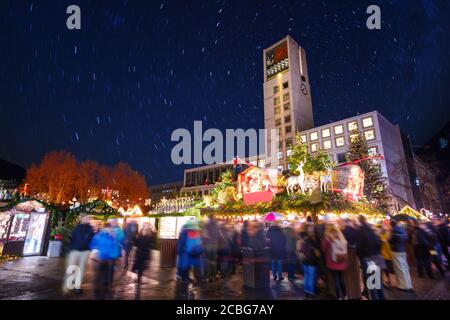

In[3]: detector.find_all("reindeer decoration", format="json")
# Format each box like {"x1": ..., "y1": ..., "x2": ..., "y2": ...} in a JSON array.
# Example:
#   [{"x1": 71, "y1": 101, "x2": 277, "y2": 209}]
[
  {"x1": 320, "y1": 166, "x2": 333, "y2": 193},
  {"x1": 286, "y1": 161, "x2": 306, "y2": 195}
]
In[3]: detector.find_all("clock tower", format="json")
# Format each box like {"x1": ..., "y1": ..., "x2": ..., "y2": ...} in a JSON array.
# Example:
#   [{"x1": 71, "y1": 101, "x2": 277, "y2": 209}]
[{"x1": 263, "y1": 35, "x2": 314, "y2": 171}]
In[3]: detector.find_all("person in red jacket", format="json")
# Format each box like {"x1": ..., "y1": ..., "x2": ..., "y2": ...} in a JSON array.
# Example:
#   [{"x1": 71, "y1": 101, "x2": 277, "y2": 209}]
[{"x1": 322, "y1": 224, "x2": 348, "y2": 300}]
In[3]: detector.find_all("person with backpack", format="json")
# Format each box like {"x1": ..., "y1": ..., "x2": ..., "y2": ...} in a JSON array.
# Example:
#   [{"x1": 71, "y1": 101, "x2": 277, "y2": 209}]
[
  {"x1": 322, "y1": 223, "x2": 348, "y2": 300},
  {"x1": 177, "y1": 220, "x2": 204, "y2": 282},
  {"x1": 299, "y1": 224, "x2": 321, "y2": 297}
]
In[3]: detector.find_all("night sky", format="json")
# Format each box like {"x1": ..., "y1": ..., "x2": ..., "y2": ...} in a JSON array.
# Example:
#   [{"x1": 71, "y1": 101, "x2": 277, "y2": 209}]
[{"x1": 1, "y1": 0, "x2": 449, "y2": 185}]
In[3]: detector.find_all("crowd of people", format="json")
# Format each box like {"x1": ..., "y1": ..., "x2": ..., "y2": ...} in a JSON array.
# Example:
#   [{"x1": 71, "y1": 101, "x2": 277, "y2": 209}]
[
  {"x1": 176, "y1": 215, "x2": 450, "y2": 300},
  {"x1": 62, "y1": 213, "x2": 449, "y2": 300},
  {"x1": 62, "y1": 216, "x2": 155, "y2": 299}
]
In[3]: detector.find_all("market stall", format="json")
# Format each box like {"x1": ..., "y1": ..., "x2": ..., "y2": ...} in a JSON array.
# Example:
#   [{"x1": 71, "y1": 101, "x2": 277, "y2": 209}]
[{"x1": 0, "y1": 199, "x2": 59, "y2": 257}]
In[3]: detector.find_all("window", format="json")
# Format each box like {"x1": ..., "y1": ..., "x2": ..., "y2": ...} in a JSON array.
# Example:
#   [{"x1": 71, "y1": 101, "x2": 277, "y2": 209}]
[
  {"x1": 335, "y1": 136, "x2": 345, "y2": 147},
  {"x1": 323, "y1": 140, "x2": 332, "y2": 150},
  {"x1": 300, "y1": 135, "x2": 307, "y2": 143},
  {"x1": 273, "y1": 86, "x2": 279, "y2": 94},
  {"x1": 322, "y1": 128, "x2": 331, "y2": 138},
  {"x1": 348, "y1": 121, "x2": 358, "y2": 132},
  {"x1": 283, "y1": 102, "x2": 290, "y2": 111},
  {"x1": 250, "y1": 160, "x2": 257, "y2": 166},
  {"x1": 334, "y1": 125, "x2": 344, "y2": 135},
  {"x1": 283, "y1": 93, "x2": 290, "y2": 102},
  {"x1": 362, "y1": 116, "x2": 373, "y2": 128},
  {"x1": 274, "y1": 97, "x2": 280, "y2": 105},
  {"x1": 368, "y1": 146, "x2": 378, "y2": 156},
  {"x1": 286, "y1": 138, "x2": 293, "y2": 147},
  {"x1": 286, "y1": 149, "x2": 292, "y2": 157},
  {"x1": 364, "y1": 129, "x2": 375, "y2": 141},
  {"x1": 310, "y1": 131, "x2": 318, "y2": 141},
  {"x1": 282, "y1": 81, "x2": 289, "y2": 89},
  {"x1": 275, "y1": 106, "x2": 281, "y2": 114},
  {"x1": 278, "y1": 165, "x2": 284, "y2": 172},
  {"x1": 311, "y1": 143, "x2": 319, "y2": 152},
  {"x1": 278, "y1": 141, "x2": 283, "y2": 149},
  {"x1": 285, "y1": 125, "x2": 292, "y2": 134},
  {"x1": 277, "y1": 151, "x2": 283, "y2": 160},
  {"x1": 258, "y1": 159, "x2": 265, "y2": 168},
  {"x1": 275, "y1": 118, "x2": 282, "y2": 127},
  {"x1": 337, "y1": 153, "x2": 347, "y2": 164},
  {"x1": 284, "y1": 115, "x2": 291, "y2": 123}
]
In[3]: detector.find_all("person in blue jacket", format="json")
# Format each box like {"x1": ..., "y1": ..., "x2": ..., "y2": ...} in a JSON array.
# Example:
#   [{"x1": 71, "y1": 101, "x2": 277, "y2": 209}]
[
  {"x1": 90, "y1": 222, "x2": 120, "y2": 299},
  {"x1": 176, "y1": 220, "x2": 204, "y2": 282}
]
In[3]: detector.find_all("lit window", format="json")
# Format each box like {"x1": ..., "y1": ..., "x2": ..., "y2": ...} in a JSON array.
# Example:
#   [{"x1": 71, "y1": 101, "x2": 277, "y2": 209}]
[
  {"x1": 310, "y1": 131, "x2": 318, "y2": 141},
  {"x1": 311, "y1": 143, "x2": 319, "y2": 152},
  {"x1": 335, "y1": 136, "x2": 345, "y2": 147},
  {"x1": 322, "y1": 128, "x2": 331, "y2": 138},
  {"x1": 323, "y1": 140, "x2": 332, "y2": 150},
  {"x1": 283, "y1": 81, "x2": 289, "y2": 89},
  {"x1": 258, "y1": 159, "x2": 265, "y2": 168},
  {"x1": 275, "y1": 106, "x2": 281, "y2": 114},
  {"x1": 283, "y1": 93, "x2": 290, "y2": 102},
  {"x1": 278, "y1": 165, "x2": 284, "y2": 172},
  {"x1": 277, "y1": 151, "x2": 283, "y2": 159},
  {"x1": 368, "y1": 146, "x2": 378, "y2": 156},
  {"x1": 250, "y1": 160, "x2": 257, "y2": 166},
  {"x1": 275, "y1": 118, "x2": 281, "y2": 127},
  {"x1": 348, "y1": 121, "x2": 358, "y2": 132},
  {"x1": 364, "y1": 129, "x2": 375, "y2": 141},
  {"x1": 283, "y1": 102, "x2": 290, "y2": 111},
  {"x1": 334, "y1": 125, "x2": 344, "y2": 135},
  {"x1": 284, "y1": 115, "x2": 291, "y2": 123},
  {"x1": 273, "y1": 86, "x2": 279, "y2": 94},
  {"x1": 285, "y1": 125, "x2": 292, "y2": 134},
  {"x1": 300, "y1": 135, "x2": 307, "y2": 143},
  {"x1": 286, "y1": 149, "x2": 292, "y2": 157},
  {"x1": 274, "y1": 97, "x2": 280, "y2": 105},
  {"x1": 362, "y1": 116, "x2": 373, "y2": 128}
]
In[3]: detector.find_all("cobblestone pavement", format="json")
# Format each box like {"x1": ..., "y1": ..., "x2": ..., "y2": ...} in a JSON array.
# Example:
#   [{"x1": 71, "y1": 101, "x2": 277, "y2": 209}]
[{"x1": 1, "y1": 251, "x2": 449, "y2": 300}]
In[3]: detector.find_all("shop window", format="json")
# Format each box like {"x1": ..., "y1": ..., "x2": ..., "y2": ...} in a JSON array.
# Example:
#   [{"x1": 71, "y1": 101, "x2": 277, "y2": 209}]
[
  {"x1": 322, "y1": 128, "x2": 331, "y2": 138},
  {"x1": 334, "y1": 124, "x2": 344, "y2": 135},
  {"x1": 310, "y1": 131, "x2": 318, "y2": 141},
  {"x1": 362, "y1": 116, "x2": 374, "y2": 128}
]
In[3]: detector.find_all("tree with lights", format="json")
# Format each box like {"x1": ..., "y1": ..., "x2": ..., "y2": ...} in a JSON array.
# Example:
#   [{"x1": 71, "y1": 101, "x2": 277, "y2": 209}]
[{"x1": 346, "y1": 130, "x2": 391, "y2": 211}]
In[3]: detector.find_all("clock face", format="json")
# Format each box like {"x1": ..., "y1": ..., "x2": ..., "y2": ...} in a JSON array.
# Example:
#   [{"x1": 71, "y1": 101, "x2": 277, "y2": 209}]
[{"x1": 301, "y1": 83, "x2": 308, "y2": 95}]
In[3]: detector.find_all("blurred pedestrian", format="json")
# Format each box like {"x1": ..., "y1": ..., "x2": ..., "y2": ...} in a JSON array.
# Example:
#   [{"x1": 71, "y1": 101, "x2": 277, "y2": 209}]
[
  {"x1": 284, "y1": 222, "x2": 298, "y2": 281},
  {"x1": 202, "y1": 215, "x2": 219, "y2": 281},
  {"x1": 123, "y1": 220, "x2": 139, "y2": 270},
  {"x1": 266, "y1": 220, "x2": 287, "y2": 281},
  {"x1": 425, "y1": 222, "x2": 445, "y2": 276},
  {"x1": 299, "y1": 224, "x2": 320, "y2": 297},
  {"x1": 322, "y1": 224, "x2": 348, "y2": 300},
  {"x1": 177, "y1": 220, "x2": 204, "y2": 282},
  {"x1": 90, "y1": 222, "x2": 120, "y2": 299},
  {"x1": 436, "y1": 218, "x2": 450, "y2": 270},
  {"x1": 342, "y1": 218, "x2": 362, "y2": 300},
  {"x1": 62, "y1": 215, "x2": 94, "y2": 295},
  {"x1": 412, "y1": 221, "x2": 434, "y2": 279},
  {"x1": 241, "y1": 220, "x2": 250, "y2": 248},
  {"x1": 217, "y1": 224, "x2": 233, "y2": 278},
  {"x1": 355, "y1": 215, "x2": 385, "y2": 300},
  {"x1": 389, "y1": 220, "x2": 413, "y2": 291},
  {"x1": 132, "y1": 224, "x2": 155, "y2": 286},
  {"x1": 378, "y1": 225, "x2": 396, "y2": 288}
]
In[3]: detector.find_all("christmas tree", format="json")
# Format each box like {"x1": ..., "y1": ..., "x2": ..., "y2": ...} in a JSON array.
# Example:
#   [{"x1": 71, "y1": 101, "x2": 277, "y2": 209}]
[{"x1": 346, "y1": 130, "x2": 391, "y2": 211}]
